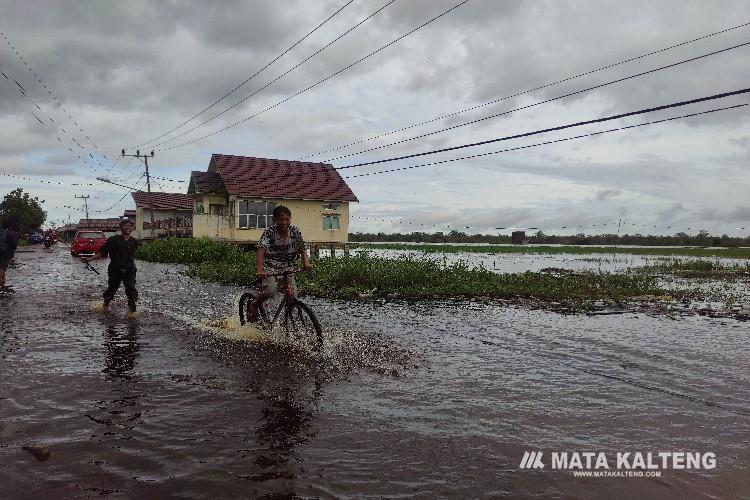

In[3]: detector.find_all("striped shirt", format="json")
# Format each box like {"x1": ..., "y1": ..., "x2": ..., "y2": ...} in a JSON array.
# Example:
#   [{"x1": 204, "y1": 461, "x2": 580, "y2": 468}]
[{"x1": 257, "y1": 225, "x2": 305, "y2": 272}]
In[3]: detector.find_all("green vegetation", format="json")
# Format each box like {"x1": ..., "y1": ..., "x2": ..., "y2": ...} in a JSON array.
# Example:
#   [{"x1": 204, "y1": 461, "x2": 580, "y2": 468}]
[
  {"x1": 136, "y1": 236, "x2": 249, "y2": 264},
  {"x1": 136, "y1": 238, "x2": 673, "y2": 303},
  {"x1": 352, "y1": 243, "x2": 750, "y2": 259},
  {"x1": 633, "y1": 258, "x2": 750, "y2": 278},
  {"x1": 0, "y1": 188, "x2": 46, "y2": 233}
]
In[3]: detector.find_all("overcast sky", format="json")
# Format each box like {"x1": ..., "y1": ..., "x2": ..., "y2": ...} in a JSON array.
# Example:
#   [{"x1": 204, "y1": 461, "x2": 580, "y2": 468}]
[{"x1": 0, "y1": 0, "x2": 748, "y2": 235}]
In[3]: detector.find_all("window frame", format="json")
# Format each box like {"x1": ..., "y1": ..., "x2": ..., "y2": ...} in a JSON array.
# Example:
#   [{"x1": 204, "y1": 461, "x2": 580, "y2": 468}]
[
  {"x1": 237, "y1": 199, "x2": 277, "y2": 229},
  {"x1": 322, "y1": 215, "x2": 341, "y2": 230}
]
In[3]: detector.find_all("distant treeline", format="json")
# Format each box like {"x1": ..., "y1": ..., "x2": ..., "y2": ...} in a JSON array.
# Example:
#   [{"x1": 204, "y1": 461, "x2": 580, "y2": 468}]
[{"x1": 350, "y1": 230, "x2": 750, "y2": 247}]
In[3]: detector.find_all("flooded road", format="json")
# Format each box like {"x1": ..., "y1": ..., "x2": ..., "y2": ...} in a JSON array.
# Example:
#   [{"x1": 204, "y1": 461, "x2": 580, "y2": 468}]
[{"x1": 1, "y1": 246, "x2": 749, "y2": 498}]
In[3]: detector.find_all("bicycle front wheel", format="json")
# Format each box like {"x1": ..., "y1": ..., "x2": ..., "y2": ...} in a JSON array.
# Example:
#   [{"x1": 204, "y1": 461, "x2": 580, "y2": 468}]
[
  {"x1": 239, "y1": 291, "x2": 270, "y2": 327},
  {"x1": 285, "y1": 300, "x2": 323, "y2": 350}
]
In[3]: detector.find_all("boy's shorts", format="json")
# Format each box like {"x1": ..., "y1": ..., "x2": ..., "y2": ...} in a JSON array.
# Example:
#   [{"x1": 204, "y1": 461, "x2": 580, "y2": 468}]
[{"x1": 261, "y1": 274, "x2": 297, "y2": 297}]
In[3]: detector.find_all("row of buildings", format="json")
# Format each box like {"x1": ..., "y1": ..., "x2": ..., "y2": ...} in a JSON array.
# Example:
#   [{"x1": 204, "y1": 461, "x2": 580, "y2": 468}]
[{"x1": 63, "y1": 154, "x2": 359, "y2": 251}]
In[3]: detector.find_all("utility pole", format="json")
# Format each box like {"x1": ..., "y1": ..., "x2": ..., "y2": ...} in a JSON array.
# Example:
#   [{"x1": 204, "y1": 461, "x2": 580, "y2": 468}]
[
  {"x1": 75, "y1": 195, "x2": 90, "y2": 220},
  {"x1": 122, "y1": 149, "x2": 155, "y2": 239}
]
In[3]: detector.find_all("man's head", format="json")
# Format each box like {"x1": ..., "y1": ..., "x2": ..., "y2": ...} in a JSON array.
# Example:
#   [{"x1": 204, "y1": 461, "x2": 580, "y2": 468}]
[
  {"x1": 272, "y1": 205, "x2": 292, "y2": 231},
  {"x1": 119, "y1": 219, "x2": 134, "y2": 236}
]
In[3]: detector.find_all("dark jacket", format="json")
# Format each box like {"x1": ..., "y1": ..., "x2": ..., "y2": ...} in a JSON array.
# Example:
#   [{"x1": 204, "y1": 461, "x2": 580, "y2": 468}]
[
  {"x1": 100, "y1": 235, "x2": 139, "y2": 270},
  {"x1": 0, "y1": 229, "x2": 18, "y2": 254}
]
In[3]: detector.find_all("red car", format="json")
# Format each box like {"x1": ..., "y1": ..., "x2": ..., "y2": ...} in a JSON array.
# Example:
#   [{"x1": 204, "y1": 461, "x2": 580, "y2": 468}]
[{"x1": 70, "y1": 231, "x2": 107, "y2": 256}]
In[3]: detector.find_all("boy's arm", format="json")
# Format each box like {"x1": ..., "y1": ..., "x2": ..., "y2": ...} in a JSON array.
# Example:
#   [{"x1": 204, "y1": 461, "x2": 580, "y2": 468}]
[
  {"x1": 82, "y1": 237, "x2": 110, "y2": 262},
  {"x1": 298, "y1": 234, "x2": 311, "y2": 271},
  {"x1": 300, "y1": 247, "x2": 311, "y2": 271},
  {"x1": 256, "y1": 247, "x2": 267, "y2": 278},
  {"x1": 81, "y1": 252, "x2": 105, "y2": 262}
]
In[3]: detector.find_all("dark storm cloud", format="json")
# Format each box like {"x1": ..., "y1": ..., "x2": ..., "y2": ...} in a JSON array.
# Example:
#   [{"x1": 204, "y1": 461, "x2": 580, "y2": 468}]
[{"x1": 0, "y1": 0, "x2": 747, "y2": 230}]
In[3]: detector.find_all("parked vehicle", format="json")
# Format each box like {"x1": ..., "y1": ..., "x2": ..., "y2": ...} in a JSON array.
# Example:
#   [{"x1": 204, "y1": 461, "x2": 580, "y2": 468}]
[
  {"x1": 28, "y1": 232, "x2": 44, "y2": 244},
  {"x1": 70, "y1": 231, "x2": 107, "y2": 256}
]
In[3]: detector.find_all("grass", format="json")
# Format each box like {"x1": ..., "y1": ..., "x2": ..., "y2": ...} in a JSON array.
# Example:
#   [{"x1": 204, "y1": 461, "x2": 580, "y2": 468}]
[
  {"x1": 352, "y1": 243, "x2": 750, "y2": 259},
  {"x1": 136, "y1": 238, "x2": 674, "y2": 303},
  {"x1": 632, "y1": 258, "x2": 750, "y2": 278}
]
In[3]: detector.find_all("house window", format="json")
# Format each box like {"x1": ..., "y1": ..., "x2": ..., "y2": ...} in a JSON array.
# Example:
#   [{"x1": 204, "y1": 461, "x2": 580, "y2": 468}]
[
  {"x1": 322, "y1": 203, "x2": 340, "y2": 211},
  {"x1": 209, "y1": 204, "x2": 225, "y2": 216},
  {"x1": 195, "y1": 202, "x2": 204, "y2": 214},
  {"x1": 322, "y1": 215, "x2": 340, "y2": 230},
  {"x1": 238, "y1": 200, "x2": 276, "y2": 229}
]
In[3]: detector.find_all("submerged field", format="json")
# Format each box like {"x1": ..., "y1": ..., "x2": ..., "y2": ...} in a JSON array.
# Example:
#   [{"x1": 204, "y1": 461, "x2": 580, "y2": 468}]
[
  {"x1": 136, "y1": 237, "x2": 676, "y2": 304},
  {"x1": 352, "y1": 242, "x2": 750, "y2": 259}
]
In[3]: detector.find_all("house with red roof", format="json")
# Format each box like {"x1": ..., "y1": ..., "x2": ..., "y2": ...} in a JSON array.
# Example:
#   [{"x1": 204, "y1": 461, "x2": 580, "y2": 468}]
[
  {"x1": 130, "y1": 191, "x2": 195, "y2": 239},
  {"x1": 188, "y1": 154, "x2": 358, "y2": 245}
]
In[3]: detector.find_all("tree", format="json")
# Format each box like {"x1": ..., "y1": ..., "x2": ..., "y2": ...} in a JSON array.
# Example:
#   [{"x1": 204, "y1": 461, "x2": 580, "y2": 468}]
[{"x1": 0, "y1": 188, "x2": 46, "y2": 233}]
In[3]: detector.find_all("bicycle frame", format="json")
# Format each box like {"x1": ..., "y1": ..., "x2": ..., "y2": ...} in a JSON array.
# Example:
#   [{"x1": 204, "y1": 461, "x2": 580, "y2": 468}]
[{"x1": 264, "y1": 273, "x2": 297, "y2": 331}]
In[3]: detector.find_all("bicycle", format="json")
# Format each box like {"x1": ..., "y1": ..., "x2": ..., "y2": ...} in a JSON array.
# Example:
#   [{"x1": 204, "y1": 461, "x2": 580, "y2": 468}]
[{"x1": 238, "y1": 270, "x2": 323, "y2": 350}]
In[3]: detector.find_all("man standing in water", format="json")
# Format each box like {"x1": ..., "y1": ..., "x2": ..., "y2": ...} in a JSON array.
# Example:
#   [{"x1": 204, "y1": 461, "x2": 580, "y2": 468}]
[
  {"x1": 81, "y1": 219, "x2": 140, "y2": 313},
  {"x1": 0, "y1": 221, "x2": 19, "y2": 292},
  {"x1": 248, "y1": 205, "x2": 311, "y2": 322}
]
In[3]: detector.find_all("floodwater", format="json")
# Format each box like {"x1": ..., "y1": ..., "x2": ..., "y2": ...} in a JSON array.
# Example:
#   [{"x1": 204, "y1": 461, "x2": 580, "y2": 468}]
[
  {"x1": 1, "y1": 245, "x2": 749, "y2": 499},
  {"x1": 345, "y1": 246, "x2": 749, "y2": 274}
]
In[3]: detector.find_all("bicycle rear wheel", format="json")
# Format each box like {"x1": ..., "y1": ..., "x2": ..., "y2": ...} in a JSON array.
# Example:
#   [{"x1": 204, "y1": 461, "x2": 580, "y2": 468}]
[
  {"x1": 285, "y1": 300, "x2": 323, "y2": 350},
  {"x1": 239, "y1": 291, "x2": 270, "y2": 327}
]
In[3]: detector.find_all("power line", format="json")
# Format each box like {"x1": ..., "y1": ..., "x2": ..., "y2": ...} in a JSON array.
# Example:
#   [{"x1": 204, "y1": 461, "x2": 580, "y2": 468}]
[
  {"x1": 0, "y1": 39, "x2": 121, "y2": 178},
  {"x1": 156, "y1": 0, "x2": 470, "y2": 152},
  {"x1": 326, "y1": 42, "x2": 750, "y2": 162},
  {"x1": 300, "y1": 20, "x2": 750, "y2": 159},
  {"x1": 131, "y1": 0, "x2": 355, "y2": 149},
  {"x1": 0, "y1": 173, "x2": 95, "y2": 187},
  {"x1": 147, "y1": 0, "x2": 399, "y2": 150},
  {"x1": 0, "y1": 31, "x2": 102, "y2": 151},
  {"x1": 343, "y1": 102, "x2": 748, "y2": 179},
  {"x1": 335, "y1": 88, "x2": 750, "y2": 172},
  {"x1": 97, "y1": 174, "x2": 147, "y2": 213},
  {"x1": 0, "y1": 31, "x2": 127, "y2": 178}
]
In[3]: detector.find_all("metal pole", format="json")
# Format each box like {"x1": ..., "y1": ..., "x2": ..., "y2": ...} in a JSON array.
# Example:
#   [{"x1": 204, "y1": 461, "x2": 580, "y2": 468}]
[{"x1": 144, "y1": 155, "x2": 155, "y2": 239}]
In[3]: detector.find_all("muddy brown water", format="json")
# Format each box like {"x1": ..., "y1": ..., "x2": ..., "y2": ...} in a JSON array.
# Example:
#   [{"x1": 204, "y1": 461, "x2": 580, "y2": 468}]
[{"x1": 1, "y1": 246, "x2": 749, "y2": 499}]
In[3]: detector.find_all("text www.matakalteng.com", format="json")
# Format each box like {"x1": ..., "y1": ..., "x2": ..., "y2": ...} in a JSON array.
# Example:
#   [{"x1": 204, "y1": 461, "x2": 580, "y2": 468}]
[{"x1": 572, "y1": 470, "x2": 662, "y2": 478}]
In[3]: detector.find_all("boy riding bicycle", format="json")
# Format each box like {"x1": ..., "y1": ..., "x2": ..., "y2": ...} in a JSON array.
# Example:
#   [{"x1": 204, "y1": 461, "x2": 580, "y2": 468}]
[{"x1": 248, "y1": 205, "x2": 311, "y2": 322}]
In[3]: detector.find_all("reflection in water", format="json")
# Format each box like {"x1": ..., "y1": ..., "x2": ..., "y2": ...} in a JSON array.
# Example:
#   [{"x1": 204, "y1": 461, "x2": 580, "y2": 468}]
[
  {"x1": 85, "y1": 317, "x2": 145, "y2": 433},
  {"x1": 103, "y1": 318, "x2": 140, "y2": 379},
  {"x1": 228, "y1": 346, "x2": 323, "y2": 492}
]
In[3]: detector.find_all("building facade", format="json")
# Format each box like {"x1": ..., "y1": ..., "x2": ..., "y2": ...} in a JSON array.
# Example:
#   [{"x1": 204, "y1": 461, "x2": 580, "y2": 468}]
[
  {"x1": 130, "y1": 191, "x2": 194, "y2": 239},
  {"x1": 188, "y1": 154, "x2": 358, "y2": 245}
]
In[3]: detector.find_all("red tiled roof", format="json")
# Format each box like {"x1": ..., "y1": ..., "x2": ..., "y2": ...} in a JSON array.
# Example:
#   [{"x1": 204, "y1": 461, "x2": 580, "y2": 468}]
[
  {"x1": 210, "y1": 154, "x2": 358, "y2": 202},
  {"x1": 123, "y1": 209, "x2": 136, "y2": 217},
  {"x1": 131, "y1": 191, "x2": 194, "y2": 210},
  {"x1": 189, "y1": 171, "x2": 227, "y2": 194},
  {"x1": 77, "y1": 219, "x2": 122, "y2": 231}
]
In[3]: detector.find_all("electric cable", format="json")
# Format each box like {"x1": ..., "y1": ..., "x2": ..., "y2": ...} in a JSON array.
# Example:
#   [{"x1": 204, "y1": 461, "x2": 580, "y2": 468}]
[
  {"x1": 156, "y1": 0, "x2": 470, "y2": 152},
  {"x1": 300, "y1": 20, "x2": 750, "y2": 159},
  {"x1": 335, "y1": 87, "x2": 750, "y2": 172},
  {"x1": 343, "y1": 102, "x2": 747, "y2": 179},
  {"x1": 325, "y1": 42, "x2": 750, "y2": 162},
  {"x1": 147, "y1": 0, "x2": 399, "y2": 149},
  {"x1": 132, "y1": 0, "x2": 355, "y2": 148}
]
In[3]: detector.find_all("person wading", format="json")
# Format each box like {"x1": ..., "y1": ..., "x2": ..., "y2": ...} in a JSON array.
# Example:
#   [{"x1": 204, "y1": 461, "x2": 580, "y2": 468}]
[
  {"x1": 81, "y1": 219, "x2": 140, "y2": 313},
  {"x1": 0, "y1": 221, "x2": 19, "y2": 291}
]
